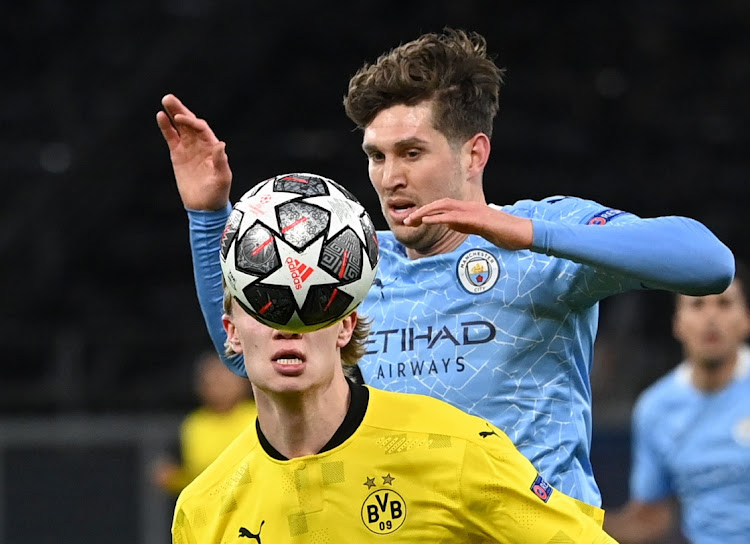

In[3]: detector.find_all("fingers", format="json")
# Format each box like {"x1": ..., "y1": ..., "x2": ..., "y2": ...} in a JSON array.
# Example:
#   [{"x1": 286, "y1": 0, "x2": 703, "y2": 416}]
[
  {"x1": 157, "y1": 99, "x2": 218, "y2": 151},
  {"x1": 160, "y1": 94, "x2": 217, "y2": 140},
  {"x1": 406, "y1": 210, "x2": 459, "y2": 226},
  {"x1": 212, "y1": 141, "x2": 227, "y2": 164},
  {"x1": 158, "y1": 93, "x2": 188, "y2": 148},
  {"x1": 159, "y1": 93, "x2": 211, "y2": 137},
  {"x1": 156, "y1": 110, "x2": 180, "y2": 148},
  {"x1": 172, "y1": 113, "x2": 214, "y2": 136},
  {"x1": 161, "y1": 93, "x2": 193, "y2": 119},
  {"x1": 212, "y1": 141, "x2": 233, "y2": 183},
  {"x1": 404, "y1": 198, "x2": 458, "y2": 224}
]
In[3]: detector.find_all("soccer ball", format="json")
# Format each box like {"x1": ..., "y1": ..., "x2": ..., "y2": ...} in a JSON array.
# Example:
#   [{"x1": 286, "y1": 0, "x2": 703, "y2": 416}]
[{"x1": 220, "y1": 173, "x2": 379, "y2": 333}]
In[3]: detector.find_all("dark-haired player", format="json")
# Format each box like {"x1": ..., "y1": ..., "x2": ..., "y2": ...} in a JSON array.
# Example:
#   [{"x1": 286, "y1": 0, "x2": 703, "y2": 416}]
[{"x1": 158, "y1": 28, "x2": 734, "y2": 508}]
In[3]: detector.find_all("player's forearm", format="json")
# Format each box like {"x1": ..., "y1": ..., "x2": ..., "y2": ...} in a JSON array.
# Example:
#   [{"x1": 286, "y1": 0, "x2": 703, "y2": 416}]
[
  {"x1": 603, "y1": 501, "x2": 674, "y2": 543},
  {"x1": 187, "y1": 204, "x2": 246, "y2": 377},
  {"x1": 531, "y1": 215, "x2": 734, "y2": 295}
]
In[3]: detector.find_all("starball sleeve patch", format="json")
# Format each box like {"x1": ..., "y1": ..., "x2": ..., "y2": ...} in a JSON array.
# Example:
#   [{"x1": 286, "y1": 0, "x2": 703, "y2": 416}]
[
  {"x1": 585, "y1": 208, "x2": 628, "y2": 225},
  {"x1": 530, "y1": 474, "x2": 554, "y2": 503}
]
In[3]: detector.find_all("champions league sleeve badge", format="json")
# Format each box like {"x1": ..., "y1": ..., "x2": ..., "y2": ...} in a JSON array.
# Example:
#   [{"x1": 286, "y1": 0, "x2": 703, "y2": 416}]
[
  {"x1": 586, "y1": 208, "x2": 627, "y2": 225},
  {"x1": 457, "y1": 249, "x2": 500, "y2": 294},
  {"x1": 530, "y1": 474, "x2": 554, "y2": 503}
]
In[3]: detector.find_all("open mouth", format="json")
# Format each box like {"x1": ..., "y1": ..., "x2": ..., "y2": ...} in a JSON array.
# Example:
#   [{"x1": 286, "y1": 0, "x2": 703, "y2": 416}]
[
  {"x1": 274, "y1": 357, "x2": 303, "y2": 366},
  {"x1": 272, "y1": 350, "x2": 305, "y2": 365},
  {"x1": 387, "y1": 200, "x2": 417, "y2": 222}
]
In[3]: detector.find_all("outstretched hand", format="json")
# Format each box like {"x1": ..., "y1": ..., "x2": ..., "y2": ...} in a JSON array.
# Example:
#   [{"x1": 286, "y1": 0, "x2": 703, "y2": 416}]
[
  {"x1": 157, "y1": 94, "x2": 232, "y2": 210},
  {"x1": 404, "y1": 198, "x2": 534, "y2": 250}
]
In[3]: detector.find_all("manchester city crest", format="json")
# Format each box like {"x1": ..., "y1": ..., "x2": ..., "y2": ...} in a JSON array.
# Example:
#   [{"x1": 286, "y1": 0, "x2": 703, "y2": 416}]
[{"x1": 457, "y1": 249, "x2": 500, "y2": 294}]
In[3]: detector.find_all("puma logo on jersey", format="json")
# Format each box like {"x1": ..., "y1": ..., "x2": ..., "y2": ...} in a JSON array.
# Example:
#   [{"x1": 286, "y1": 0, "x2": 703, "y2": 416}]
[
  {"x1": 479, "y1": 424, "x2": 498, "y2": 438},
  {"x1": 239, "y1": 520, "x2": 265, "y2": 542},
  {"x1": 285, "y1": 257, "x2": 314, "y2": 289}
]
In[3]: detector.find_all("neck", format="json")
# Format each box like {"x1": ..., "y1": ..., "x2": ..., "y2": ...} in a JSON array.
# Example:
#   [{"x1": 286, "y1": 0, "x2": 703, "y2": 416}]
[
  {"x1": 690, "y1": 352, "x2": 739, "y2": 393},
  {"x1": 254, "y1": 375, "x2": 351, "y2": 458},
  {"x1": 406, "y1": 229, "x2": 468, "y2": 259}
]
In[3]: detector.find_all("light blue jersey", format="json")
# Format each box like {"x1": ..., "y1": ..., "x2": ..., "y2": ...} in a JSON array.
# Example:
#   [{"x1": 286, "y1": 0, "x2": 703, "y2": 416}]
[
  {"x1": 630, "y1": 347, "x2": 750, "y2": 543},
  {"x1": 360, "y1": 196, "x2": 644, "y2": 506},
  {"x1": 188, "y1": 195, "x2": 734, "y2": 506}
]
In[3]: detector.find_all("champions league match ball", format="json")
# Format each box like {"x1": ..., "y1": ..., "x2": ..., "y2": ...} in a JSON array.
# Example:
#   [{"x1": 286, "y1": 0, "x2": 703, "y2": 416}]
[{"x1": 220, "y1": 173, "x2": 379, "y2": 333}]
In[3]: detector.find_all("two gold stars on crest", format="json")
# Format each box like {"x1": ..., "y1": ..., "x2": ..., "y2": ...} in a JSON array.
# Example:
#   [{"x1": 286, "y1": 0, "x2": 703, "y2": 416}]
[{"x1": 363, "y1": 473, "x2": 395, "y2": 489}]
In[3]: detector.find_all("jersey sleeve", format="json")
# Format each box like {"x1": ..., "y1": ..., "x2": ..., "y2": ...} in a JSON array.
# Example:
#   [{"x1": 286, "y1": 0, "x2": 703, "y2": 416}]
[
  {"x1": 187, "y1": 205, "x2": 247, "y2": 377},
  {"x1": 527, "y1": 197, "x2": 734, "y2": 297},
  {"x1": 629, "y1": 396, "x2": 673, "y2": 502},
  {"x1": 172, "y1": 506, "x2": 198, "y2": 544},
  {"x1": 459, "y1": 424, "x2": 616, "y2": 543}
]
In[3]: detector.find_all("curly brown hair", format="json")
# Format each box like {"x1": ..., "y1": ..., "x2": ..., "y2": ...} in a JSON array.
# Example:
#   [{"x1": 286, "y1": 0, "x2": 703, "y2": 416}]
[{"x1": 343, "y1": 28, "x2": 506, "y2": 144}]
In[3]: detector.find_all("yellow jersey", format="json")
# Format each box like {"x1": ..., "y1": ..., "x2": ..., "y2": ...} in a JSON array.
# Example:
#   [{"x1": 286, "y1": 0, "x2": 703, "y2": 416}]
[{"x1": 173, "y1": 385, "x2": 615, "y2": 543}]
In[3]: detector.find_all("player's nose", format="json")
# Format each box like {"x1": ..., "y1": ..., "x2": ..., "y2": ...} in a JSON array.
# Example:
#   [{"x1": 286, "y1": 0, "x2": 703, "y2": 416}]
[{"x1": 380, "y1": 158, "x2": 407, "y2": 191}]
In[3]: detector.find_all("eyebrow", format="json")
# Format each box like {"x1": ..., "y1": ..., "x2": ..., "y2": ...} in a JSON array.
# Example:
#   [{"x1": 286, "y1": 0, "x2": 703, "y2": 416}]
[{"x1": 362, "y1": 137, "x2": 428, "y2": 154}]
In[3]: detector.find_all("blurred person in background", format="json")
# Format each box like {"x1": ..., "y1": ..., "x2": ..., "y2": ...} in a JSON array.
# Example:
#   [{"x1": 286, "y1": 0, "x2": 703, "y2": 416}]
[
  {"x1": 157, "y1": 28, "x2": 734, "y2": 508},
  {"x1": 604, "y1": 262, "x2": 750, "y2": 543},
  {"x1": 151, "y1": 350, "x2": 256, "y2": 495}
]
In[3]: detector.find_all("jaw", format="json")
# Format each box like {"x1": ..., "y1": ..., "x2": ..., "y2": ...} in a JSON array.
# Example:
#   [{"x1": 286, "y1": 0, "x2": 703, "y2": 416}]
[
  {"x1": 388, "y1": 221, "x2": 466, "y2": 259},
  {"x1": 386, "y1": 219, "x2": 428, "y2": 247}
]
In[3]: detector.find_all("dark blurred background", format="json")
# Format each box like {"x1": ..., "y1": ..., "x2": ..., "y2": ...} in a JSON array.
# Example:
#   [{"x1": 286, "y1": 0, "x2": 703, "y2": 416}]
[{"x1": 0, "y1": 0, "x2": 746, "y2": 541}]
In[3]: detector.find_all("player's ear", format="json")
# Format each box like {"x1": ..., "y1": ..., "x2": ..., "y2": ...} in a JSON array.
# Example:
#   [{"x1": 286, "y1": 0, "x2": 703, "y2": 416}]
[
  {"x1": 223, "y1": 313, "x2": 243, "y2": 354},
  {"x1": 464, "y1": 132, "x2": 490, "y2": 177},
  {"x1": 336, "y1": 312, "x2": 357, "y2": 348}
]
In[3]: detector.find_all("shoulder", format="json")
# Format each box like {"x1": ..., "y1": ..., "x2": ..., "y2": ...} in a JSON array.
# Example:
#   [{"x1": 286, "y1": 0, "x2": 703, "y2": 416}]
[
  {"x1": 633, "y1": 365, "x2": 688, "y2": 422},
  {"x1": 365, "y1": 387, "x2": 516, "y2": 451},
  {"x1": 366, "y1": 386, "x2": 468, "y2": 422},
  {"x1": 500, "y1": 195, "x2": 636, "y2": 225},
  {"x1": 181, "y1": 406, "x2": 211, "y2": 431}
]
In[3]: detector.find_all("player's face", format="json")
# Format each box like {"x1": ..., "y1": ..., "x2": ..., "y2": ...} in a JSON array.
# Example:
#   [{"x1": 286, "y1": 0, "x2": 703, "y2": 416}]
[
  {"x1": 223, "y1": 300, "x2": 356, "y2": 396},
  {"x1": 673, "y1": 280, "x2": 750, "y2": 366},
  {"x1": 362, "y1": 100, "x2": 470, "y2": 252}
]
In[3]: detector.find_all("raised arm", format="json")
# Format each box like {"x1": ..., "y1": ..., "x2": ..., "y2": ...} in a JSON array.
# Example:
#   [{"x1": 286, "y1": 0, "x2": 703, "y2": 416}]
[
  {"x1": 157, "y1": 94, "x2": 246, "y2": 376},
  {"x1": 405, "y1": 198, "x2": 734, "y2": 295},
  {"x1": 531, "y1": 215, "x2": 733, "y2": 295},
  {"x1": 157, "y1": 94, "x2": 232, "y2": 211}
]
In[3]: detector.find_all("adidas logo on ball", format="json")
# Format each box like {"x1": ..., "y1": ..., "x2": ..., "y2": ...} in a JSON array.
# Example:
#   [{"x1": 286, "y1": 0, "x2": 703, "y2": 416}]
[{"x1": 286, "y1": 257, "x2": 314, "y2": 290}]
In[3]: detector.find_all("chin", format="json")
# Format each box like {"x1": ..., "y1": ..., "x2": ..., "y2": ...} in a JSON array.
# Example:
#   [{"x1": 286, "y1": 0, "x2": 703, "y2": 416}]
[
  {"x1": 694, "y1": 347, "x2": 731, "y2": 367},
  {"x1": 390, "y1": 223, "x2": 427, "y2": 249}
]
